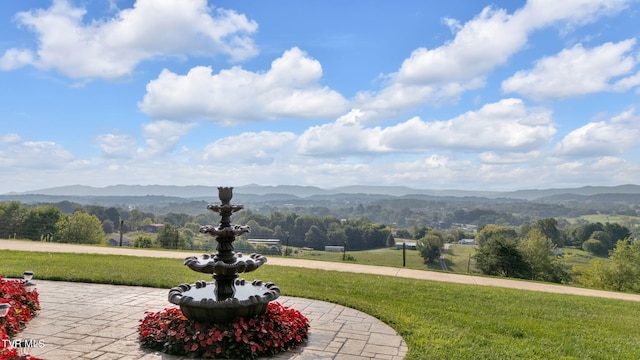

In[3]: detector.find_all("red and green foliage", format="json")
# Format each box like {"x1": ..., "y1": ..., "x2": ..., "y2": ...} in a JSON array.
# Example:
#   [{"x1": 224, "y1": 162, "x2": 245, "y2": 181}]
[
  {"x1": 138, "y1": 302, "x2": 309, "y2": 359},
  {"x1": 0, "y1": 276, "x2": 41, "y2": 360}
]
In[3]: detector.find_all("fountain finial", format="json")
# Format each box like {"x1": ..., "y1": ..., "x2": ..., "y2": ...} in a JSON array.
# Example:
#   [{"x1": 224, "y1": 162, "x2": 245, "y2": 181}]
[{"x1": 218, "y1": 186, "x2": 233, "y2": 203}]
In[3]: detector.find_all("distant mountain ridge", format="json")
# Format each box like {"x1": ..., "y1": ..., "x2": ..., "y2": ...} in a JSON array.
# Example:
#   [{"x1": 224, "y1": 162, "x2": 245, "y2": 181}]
[
  {"x1": 5, "y1": 183, "x2": 640, "y2": 201},
  {"x1": 500, "y1": 184, "x2": 640, "y2": 200}
]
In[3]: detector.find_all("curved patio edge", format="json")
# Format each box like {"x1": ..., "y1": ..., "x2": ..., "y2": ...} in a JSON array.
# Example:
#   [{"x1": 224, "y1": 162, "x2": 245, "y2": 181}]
[{"x1": 16, "y1": 280, "x2": 407, "y2": 360}]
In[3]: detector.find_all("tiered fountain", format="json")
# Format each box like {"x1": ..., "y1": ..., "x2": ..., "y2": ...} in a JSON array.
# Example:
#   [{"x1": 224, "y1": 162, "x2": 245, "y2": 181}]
[{"x1": 168, "y1": 187, "x2": 280, "y2": 323}]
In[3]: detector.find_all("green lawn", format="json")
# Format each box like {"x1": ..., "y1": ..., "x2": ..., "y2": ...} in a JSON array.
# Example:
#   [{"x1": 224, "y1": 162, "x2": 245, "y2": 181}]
[
  {"x1": 443, "y1": 244, "x2": 479, "y2": 273},
  {"x1": 570, "y1": 214, "x2": 640, "y2": 224},
  {"x1": 288, "y1": 247, "x2": 431, "y2": 270},
  {"x1": 281, "y1": 244, "x2": 603, "y2": 277},
  {"x1": 561, "y1": 247, "x2": 604, "y2": 268},
  {"x1": 2, "y1": 250, "x2": 640, "y2": 359}
]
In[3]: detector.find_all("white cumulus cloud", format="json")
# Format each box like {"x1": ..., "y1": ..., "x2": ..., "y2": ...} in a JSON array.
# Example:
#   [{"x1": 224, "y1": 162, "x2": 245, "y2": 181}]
[
  {"x1": 380, "y1": 99, "x2": 555, "y2": 152},
  {"x1": 502, "y1": 39, "x2": 640, "y2": 99},
  {"x1": 296, "y1": 109, "x2": 386, "y2": 156},
  {"x1": 354, "y1": 0, "x2": 633, "y2": 120},
  {"x1": 555, "y1": 107, "x2": 640, "y2": 157},
  {"x1": 297, "y1": 99, "x2": 555, "y2": 157},
  {"x1": 0, "y1": 140, "x2": 74, "y2": 169},
  {"x1": 202, "y1": 131, "x2": 296, "y2": 164},
  {"x1": 139, "y1": 47, "x2": 349, "y2": 125},
  {"x1": 95, "y1": 134, "x2": 138, "y2": 159},
  {"x1": 1, "y1": 0, "x2": 257, "y2": 79},
  {"x1": 0, "y1": 134, "x2": 23, "y2": 144},
  {"x1": 141, "y1": 120, "x2": 197, "y2": 156}
]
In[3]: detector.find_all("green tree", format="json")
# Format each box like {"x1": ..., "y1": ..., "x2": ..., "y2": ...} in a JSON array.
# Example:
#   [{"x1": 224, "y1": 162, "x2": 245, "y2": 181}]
[
  {"x1": 582, "y1": 232, "x2": 609, "y2": 256},
  {"x1": 327, "y1": 222, "x2": 347, "y2": 246},
  {"x1": 476, "y1": 224, "x2": 518, "y2": 247},
  {"x1": 133, "y1": 234, "x2": 154, "y2": 248},
  {"x1": 519, "y1": 229, "x2": 567, "y2": 283},
  {"x1": 292, "y1": 216, "x2": 316, "y2": 247},
  {"x1": 55, "y1": 212, "x2": 105, "y2": 244},
  {"x1": 21, "y1": 205, "x2": 62, "y2": 241},
  {"x1": 245, "y1": 219, "x2": 274, "y2": 238},
  {"x1": 386, "y1": 233, "x2": 396, "y2": 248},
  {"x1": 104, "y1": 207, "x2": 121, "y2": 225},
  {"x1": 582, "y1": 239, "x2": 606, "y2": 255},
  {"x1": 157, "y1": 224, "x2": 181, "y2": 249},
  {"x1": 343, "y1": 224, "x2": 363, "y2": 250},
  {"x1": 362, "y1": 223, "x2": 390, "y2": 249},
  {"x1": 305, "y1": 225, "x2": 328, "y2": 250},
  {"x1": 568, "y1": 222, "x2": 604, "y2": 247},
  {"x1": 534, "y1": 218, "x2": 563, "y2": 246},
  {"x1": 417, "y1": 234, "x2": 444, "y2": 264},
  {"x1": 575, "y1": 239, "x2": 640, "y2": 293},
  {"x1": 474, "y1": 236, "x2": 531, "y2": 279},
  {"x1": 102, "y1": 219, "x2": 115, "y2": 234},
  {"x1": 184, "y1": 221, "x2": 202, "y2": 234},
  {"x1": 603, "y1": 223, "x2": 631, "y2": 248},
  {"x1": 606, "y1": 239, "x2": 640, "y2": 292},
  {"x1": 179, "y1": 228, "x2": 194, "y2": 250},
  {"x1": 163, "y1": 212, "x2": 191, "y2": 227},
  {"x1": 0, "y1": 201, "x2": 28, "y2": 238},
  {"x1": 128, "y1": 209, "x2": 143, "y2": 231},
  {"x1": 412, "y1": 226, "x2": 431, "y2": 240}
]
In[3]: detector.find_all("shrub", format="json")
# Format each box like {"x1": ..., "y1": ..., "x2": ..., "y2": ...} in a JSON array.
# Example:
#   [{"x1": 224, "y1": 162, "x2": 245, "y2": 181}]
[{"x1": 582, "y1": 239, "x2": 607, "y2": 256}]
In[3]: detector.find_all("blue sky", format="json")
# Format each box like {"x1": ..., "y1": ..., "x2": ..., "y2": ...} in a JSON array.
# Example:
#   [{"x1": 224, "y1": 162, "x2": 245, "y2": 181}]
[{"x1": 1, "y1": 0, "x2": 639, "y2": 193}]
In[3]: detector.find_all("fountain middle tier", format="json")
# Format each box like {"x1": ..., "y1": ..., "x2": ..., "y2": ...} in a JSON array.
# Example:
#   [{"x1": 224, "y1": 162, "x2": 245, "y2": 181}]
[{"x1": 184, "y1": 252, "x2": 267, "y2": 276}]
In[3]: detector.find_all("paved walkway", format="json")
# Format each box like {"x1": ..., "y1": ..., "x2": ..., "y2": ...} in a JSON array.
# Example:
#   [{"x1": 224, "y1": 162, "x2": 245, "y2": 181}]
[{"x1": 15, "y1": 280, "x2": 407, "y2": 359}]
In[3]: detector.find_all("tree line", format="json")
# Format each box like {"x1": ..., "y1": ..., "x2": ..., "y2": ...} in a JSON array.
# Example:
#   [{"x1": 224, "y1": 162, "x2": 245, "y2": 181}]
[
  {"x1": 466, "y1": 219, "x2": 633, "y2": 288},
  {"x1": 0, "y1": 202, "x2": 105, "y2": 244},
  {"x1": 3, "y1": 200, "x2": 640, "y2": 292},
  {"x1": 0, "y1": 201, "x2": 398, "y2": 251}
]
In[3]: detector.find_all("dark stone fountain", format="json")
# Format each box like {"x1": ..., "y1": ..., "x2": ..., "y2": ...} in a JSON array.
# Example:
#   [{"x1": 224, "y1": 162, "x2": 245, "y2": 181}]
[{"x1": 168, "y1": 187, "x2": 280, "y2": 323}]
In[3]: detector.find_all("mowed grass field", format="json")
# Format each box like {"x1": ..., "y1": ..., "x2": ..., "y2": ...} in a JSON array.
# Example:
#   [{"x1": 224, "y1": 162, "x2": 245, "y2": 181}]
[
  {"x1": 289, "y1": 246, "x2": 433, "y2": 270},
  {"x1": 2, "y1": 249, "x2": 640, "y2": 359},
  {"x1": 289, "y1": 244, "x2": 602, "y2": 275}
]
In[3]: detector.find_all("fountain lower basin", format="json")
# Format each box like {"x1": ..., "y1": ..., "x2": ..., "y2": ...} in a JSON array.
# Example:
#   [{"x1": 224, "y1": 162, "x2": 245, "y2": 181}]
[{"x1": 169, "y1": 279, "x2": 280, "y2": 323}]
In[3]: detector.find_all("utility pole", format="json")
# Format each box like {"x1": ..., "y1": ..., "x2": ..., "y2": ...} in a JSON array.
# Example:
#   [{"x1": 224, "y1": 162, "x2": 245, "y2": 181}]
[
  {"x1": 402, "y1": 242, "x2": 406, "y2": 267},
  {"x1": 119, "y1": 220, "x2": 124, "y2": 247},
  {"x1": 343, "y1": 240, "x2": 347, "y2": 261}
]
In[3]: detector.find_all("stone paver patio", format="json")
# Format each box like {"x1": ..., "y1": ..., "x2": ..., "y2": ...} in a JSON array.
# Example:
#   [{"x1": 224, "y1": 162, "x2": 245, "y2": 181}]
[{"x1": 15, "y1": 280, "x2": 407, "y2": 360}]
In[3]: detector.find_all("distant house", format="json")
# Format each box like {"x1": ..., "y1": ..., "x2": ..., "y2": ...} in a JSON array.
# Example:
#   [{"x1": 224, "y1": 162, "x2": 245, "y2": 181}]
[
  {"x1": 395, "y1": 242, "x2": 417, "y2": 250},
  {"x1": 142, "y1": 224, "x2": 164, "y2": 233},
  {"x1": 325, "y1": 246, "x2": 344, "y2": 252},
  {"x1": 551, "y1": 248, "x2": 563, "y2": 256},
  {"x1": 247, "y1": 239, "x2": 281, "y2": 249},
  {"x1": 458, "y1": 239, "x2": 476, "y2": 245}
]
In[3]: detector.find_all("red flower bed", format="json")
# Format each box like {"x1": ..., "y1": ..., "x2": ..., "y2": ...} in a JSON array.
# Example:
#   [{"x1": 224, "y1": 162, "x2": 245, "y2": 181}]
[
  {"x1": 138, "y1": 302, "x2": 309, "y2": 359},
  {"x1": 0, "y1": 276, "x2": 41, "y2": 360}
]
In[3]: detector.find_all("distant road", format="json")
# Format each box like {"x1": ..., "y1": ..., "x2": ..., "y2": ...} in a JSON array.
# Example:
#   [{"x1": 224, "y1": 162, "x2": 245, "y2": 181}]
[
  {"x1": 2, "y1": 239, "x2": 640, "y2": 303},
  {"x1": 439, "y1": 243, "x2": 450, "y2": 271}
]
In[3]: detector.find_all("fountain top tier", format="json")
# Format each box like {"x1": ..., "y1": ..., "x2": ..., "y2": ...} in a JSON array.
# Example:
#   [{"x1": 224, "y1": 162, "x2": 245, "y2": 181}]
[{"x1": 185, "y1": 186, "x2": 265, "y2": 273}]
